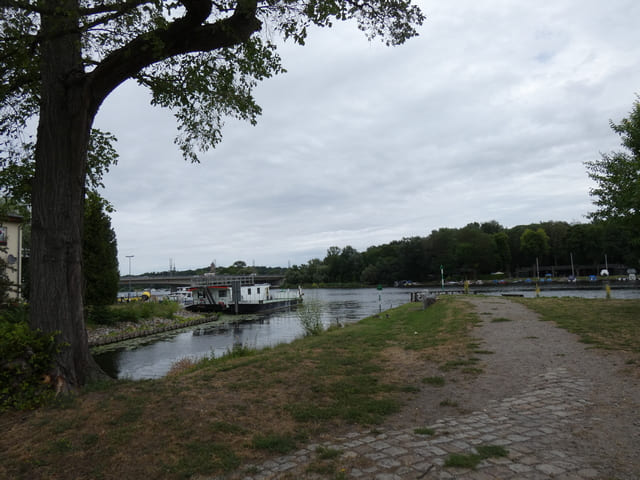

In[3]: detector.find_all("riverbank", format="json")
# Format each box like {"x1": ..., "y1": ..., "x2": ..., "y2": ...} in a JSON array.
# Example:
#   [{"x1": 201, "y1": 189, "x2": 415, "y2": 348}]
[
  {"x1": 86, "y1": 310, "x2": 216, "y2": 346},
  {"x1": 92, "y1": 288, "x2": 418, "y2": 379}
]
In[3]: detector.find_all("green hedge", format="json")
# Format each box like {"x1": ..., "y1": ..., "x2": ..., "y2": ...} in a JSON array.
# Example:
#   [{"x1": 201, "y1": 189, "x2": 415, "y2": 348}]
[{"x1": 0, "y1": 308, "x2": 62, "y2": 411}]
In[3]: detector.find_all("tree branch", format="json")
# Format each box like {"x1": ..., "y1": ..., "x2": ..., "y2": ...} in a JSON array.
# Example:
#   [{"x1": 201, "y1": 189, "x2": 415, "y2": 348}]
[
  {"x1": 87, "y1": 0, "x2": 260, "y2": 113},
  {"x1": 77, "y1": 0, "x2": 149, "y2": 31},
  {"x1": 0, "y1": 0, "x2": 56, "y2": 14},
  {"x1": 177, "y1": 0, "x2": 213, "y2": 28},
  {"x1": 78, "y1": 0, "x2": 151, "y2": 16}
]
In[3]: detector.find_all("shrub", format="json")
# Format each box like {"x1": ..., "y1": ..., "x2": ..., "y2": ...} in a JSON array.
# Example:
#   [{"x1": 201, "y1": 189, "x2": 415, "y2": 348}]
[
  {"x1": 89, "y1": 301, "x2": 181, "y2": 325},
  {"x1": 0, "y1": 303, "x2": 29, "y2": 324},
  {"x1": 297, "y1": 300, "x2": 323, "y2": 336},
  {"x1": 0, "y1": 317, "x2": 63, "y2": 411},
  {"x1": 86, "y1": 305, "x2": 119, "y2": 326},
  {"x1": 112, "y1": 306, "x2": 140, "y2": 323}
]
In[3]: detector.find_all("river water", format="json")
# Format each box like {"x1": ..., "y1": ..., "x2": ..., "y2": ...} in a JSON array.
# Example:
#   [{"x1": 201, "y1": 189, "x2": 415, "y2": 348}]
[
  {"x1": 94, "y1": 288, "x2": 412, "y2": 380},
  {"x1": 93, "y1": 285, "x2": 640, "y2": 380}
]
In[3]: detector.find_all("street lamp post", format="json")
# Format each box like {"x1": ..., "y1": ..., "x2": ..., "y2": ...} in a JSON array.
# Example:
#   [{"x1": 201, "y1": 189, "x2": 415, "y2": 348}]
[{"x1": 126, "y1": 255, "x2": 134, "y2": 299}]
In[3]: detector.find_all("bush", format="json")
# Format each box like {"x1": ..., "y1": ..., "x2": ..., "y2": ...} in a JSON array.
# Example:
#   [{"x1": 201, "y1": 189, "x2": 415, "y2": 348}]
[
  {"x1": 87, "y1": 301, "x2": 181, "y2": 326},
  {"x1": 297, "y1": 301, "x2": 324, "y2": 336},
  {"x1": 0, "y1": 315, "x2": 63, "y2": 411},
  {"x1": 112, "y1": 305, "x2": 141, "y2": 323},
  {"x1": 86, "y1": 305, "x2": 119, "y2": 326},
  {"x1": 0, "y1": 303, "x2": 29, "y2": 324}
]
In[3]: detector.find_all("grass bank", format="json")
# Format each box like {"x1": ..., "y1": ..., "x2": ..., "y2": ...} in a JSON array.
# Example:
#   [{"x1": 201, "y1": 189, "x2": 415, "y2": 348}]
[
  {"x1": 517, "y1": 297, "x2": 640, "y2": 354},
  {"x1": 1, "y1": 296, "x2": 477, "y2": 480}
]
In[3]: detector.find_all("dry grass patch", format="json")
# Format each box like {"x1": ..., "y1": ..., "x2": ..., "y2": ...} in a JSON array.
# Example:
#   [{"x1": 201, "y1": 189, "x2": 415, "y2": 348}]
[{"x1": 166, "y1": 356, "x2": 198, "y2": 376}]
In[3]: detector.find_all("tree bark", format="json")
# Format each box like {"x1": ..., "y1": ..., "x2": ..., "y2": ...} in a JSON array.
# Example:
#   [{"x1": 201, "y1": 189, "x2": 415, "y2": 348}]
[{"x1": 30, "y1": 0, "x2": 97, "y2": 389}]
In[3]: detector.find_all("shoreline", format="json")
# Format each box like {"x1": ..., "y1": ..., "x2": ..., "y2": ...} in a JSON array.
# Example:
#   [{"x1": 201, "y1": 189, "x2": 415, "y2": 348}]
[{"x1": 87, "y1": 311, "x2": 218, "y2": 347}]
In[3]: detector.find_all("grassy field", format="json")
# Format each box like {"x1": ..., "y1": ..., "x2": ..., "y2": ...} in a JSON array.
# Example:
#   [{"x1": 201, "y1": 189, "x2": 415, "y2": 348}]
[
  {"x1": 517, "y1": 297, "x2": 640, "y2": 354},
  {"x1": 1, "y1": 295, "x2": 638, "y2": 479}
]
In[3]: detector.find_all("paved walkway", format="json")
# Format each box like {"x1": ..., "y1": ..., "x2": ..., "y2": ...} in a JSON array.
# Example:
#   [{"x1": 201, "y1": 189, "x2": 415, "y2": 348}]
[{"x1": 210, "y1": 297, "x2": 639, "y2": 480}]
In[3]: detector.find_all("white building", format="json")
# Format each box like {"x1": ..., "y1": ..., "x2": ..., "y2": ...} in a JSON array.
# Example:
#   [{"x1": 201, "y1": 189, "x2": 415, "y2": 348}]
[{"x1": 0, "y1": 213, "x2": 24, "y2": 300}]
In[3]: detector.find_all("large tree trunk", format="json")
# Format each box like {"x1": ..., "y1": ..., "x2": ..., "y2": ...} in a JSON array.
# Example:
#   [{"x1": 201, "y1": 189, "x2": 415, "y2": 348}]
[{"x1": 30, "y1": 1, "x2": 97, "y2": 389}]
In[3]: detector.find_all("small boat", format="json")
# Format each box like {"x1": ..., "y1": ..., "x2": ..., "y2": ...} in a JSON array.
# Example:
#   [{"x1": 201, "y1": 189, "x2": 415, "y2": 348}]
[
  {"x1": 168, "y1": 286, "x2": 194, "y2": 306},
  {"x1": 185, "y1": 274, "x2": 303, "y2": 314}
]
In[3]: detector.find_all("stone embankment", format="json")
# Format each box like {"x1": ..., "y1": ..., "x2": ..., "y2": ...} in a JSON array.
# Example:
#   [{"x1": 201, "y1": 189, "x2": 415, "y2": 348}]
[{"x1": 87, "y1": 313, "x2": 218, "y2": 347}]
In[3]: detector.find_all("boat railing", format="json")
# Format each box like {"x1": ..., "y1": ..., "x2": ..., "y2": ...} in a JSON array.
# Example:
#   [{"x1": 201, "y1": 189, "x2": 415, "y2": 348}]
[
  {"x1": 190, "y1": 274, "x2": 257, "y2": 288},
  {"x1": 265, "y1": 287, "x2": 300, "y2": 301}
]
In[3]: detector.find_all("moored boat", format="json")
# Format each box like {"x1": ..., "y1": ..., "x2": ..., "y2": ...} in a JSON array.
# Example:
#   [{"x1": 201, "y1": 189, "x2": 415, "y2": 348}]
[
  {"x1": 185, "y1": 274, "x2": 303, "y2": 314},
  {"x1": 167, "y1": 286, "x2": 194, "y2": 307}
]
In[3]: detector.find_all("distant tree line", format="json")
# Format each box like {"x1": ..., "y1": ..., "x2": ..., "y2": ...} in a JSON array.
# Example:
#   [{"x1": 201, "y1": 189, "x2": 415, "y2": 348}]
[
  {"x1": 142, "y1": 260, "x2": 288, "y2": 278},
  {"x1": 282, "y1": 220, "x2": 636, "y2": 286}
]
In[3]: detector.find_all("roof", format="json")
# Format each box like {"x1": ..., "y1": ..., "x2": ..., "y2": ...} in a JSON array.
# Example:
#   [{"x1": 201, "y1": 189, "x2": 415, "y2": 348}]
[{"x1": 0, "y1": 212, "x2": 24, "y2": 223}]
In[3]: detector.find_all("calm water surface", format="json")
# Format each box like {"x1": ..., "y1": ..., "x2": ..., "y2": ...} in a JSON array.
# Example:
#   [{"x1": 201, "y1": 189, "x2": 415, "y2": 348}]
[{"x1": 94, "y1": 288, "x2": 412, "y2": 380}]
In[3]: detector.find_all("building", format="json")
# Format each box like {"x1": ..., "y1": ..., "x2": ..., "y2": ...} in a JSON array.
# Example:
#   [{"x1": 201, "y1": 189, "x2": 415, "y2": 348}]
[{"x1": 0, "y1": 213, "x2": 24, "y2": 300}]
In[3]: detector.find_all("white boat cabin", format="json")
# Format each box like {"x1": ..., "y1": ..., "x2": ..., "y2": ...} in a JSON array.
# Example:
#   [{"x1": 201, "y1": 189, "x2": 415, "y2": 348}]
[
  {"x1": 193, "y1": 283, "x2": 276, "y2": 308},
  {"x1": 187, "y1": 274, "x2": 302, "y2": 313}
]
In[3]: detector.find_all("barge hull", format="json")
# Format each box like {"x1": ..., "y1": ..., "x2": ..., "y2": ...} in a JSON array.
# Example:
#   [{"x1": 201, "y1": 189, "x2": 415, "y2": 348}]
[{"x1": 223, "y1": 298, "x2": 301, "y2": 315}]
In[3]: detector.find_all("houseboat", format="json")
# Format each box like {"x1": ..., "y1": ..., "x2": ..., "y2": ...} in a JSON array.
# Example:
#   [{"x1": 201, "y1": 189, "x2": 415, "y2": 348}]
[{"x1": 185, "y1": 274, "x2": 303, "y2": 314}]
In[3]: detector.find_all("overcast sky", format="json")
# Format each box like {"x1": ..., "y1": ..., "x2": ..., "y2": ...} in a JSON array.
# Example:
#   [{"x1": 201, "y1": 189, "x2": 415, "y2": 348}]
[{"x1": 95, "y1": 0, "x2": 640, "y2": 275}]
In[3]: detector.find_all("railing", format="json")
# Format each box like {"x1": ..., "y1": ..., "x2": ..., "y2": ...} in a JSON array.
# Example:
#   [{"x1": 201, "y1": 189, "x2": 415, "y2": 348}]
[
  {"x1": 190, "y1": 274, "x2": 258, "y2": 287},
  {"x1": 119, "y1": 274, "x2": 285, "y2": 287}
]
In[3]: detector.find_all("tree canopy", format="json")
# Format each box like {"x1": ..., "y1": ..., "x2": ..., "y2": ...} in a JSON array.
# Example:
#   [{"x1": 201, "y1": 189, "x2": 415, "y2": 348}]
[
  {"x1": 520, "y1": 228, "x2": 550, "y2": 262},
  {"x1": 1, "y1": 0, "x2": 424, "y2": 163},
  {"x1": 83, "y1": 193, "x2": 119, "y2": 306},
  {"x1": 586, "y1": 96, "x2": 640, "y2": 259},
  {"x1": 0, "y1": 1, "x2": 425, "y2": 388}
]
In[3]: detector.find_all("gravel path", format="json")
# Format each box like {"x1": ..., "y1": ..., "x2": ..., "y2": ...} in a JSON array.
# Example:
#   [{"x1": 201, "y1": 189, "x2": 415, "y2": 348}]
[{"x1": 213, "y1": 296, "x2": 640, "y2": 480}]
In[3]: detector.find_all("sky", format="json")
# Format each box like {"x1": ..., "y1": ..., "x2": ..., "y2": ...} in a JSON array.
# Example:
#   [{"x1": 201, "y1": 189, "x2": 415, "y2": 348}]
[{"x1": 95, "y1": 0, "x2": 640, "y2": 275}]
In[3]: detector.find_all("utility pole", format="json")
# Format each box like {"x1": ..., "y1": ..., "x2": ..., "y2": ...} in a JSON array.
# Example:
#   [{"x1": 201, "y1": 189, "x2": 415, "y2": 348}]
[
  {"x1": 570, "y1": 252, "x2": 575, "y2": 278},
  {"x1": 126, "y1": 255, "x2": 134, "y2": 300}
]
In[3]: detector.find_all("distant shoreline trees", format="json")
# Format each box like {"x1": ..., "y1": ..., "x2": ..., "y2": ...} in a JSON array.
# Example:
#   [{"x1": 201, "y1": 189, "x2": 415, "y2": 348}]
[
  {"x1": 282, "y1": 220, "x2": 632, "y2": 286},
  {"x1": 149, "y1": 218, "x2": 632, "y2": 286}
]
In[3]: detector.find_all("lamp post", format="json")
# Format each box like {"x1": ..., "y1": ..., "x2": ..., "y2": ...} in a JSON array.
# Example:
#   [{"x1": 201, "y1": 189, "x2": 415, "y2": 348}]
[{"x1": 126, "y1": 255, "x2": 134, "y2": 299}]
